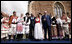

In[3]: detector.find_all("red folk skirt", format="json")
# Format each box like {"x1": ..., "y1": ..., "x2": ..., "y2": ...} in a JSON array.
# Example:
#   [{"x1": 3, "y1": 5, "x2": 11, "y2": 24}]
[{"x1": 16, "y1": 23, "x2": 23, "y2": 34}]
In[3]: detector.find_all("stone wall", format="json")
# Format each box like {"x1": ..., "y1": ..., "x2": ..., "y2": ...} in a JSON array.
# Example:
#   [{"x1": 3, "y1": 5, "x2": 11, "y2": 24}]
[{"x1": 29, "y1": 1, "x2": 71, "y2": 17}]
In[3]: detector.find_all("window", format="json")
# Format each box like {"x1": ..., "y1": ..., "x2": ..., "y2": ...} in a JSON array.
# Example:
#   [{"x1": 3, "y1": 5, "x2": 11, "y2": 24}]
[{"x1": 54, "y1": 2, "x2": 64, "y2": 18}]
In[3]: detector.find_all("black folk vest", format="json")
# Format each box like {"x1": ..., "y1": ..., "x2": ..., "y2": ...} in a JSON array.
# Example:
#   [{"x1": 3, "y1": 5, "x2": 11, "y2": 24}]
[{"x1": 24, "y1": 17, "x2": 30, "y2": 23}]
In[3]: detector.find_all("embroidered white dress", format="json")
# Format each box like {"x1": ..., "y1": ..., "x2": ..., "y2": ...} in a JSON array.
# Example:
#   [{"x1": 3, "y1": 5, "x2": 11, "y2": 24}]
[
  {"x1": 1, "y1": 17, "x2": 9, "y2": 38},
  {"x1": 34, "y1": 17, "x2": 44, "y2": 40}
]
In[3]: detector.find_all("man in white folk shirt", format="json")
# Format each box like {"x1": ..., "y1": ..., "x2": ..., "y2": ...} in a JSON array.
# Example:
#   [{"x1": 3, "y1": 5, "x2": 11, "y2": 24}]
[
  {"x1": 23, "y1": 12, "x2": 30, "y2": 40},
  {"x1": 61, "y1": 12, "x2": 71, "y2": 39},
  {"x1": 8, "y1": 11, "x2": 18, "y2": 40},
  {"x1": 56, "y1": 16, "x2": 63, "y2": 39}
]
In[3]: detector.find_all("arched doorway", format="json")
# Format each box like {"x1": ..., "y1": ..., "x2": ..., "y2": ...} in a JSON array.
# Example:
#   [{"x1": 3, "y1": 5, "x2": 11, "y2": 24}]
[{"x1": 54, "y1": 2, "x2": 65, "y2": 18}]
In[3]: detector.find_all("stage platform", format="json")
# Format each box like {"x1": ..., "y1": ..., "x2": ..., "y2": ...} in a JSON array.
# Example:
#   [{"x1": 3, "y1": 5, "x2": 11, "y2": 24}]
[{"x1": 1, "y1": 39, "x2": 71, "y2": 43}]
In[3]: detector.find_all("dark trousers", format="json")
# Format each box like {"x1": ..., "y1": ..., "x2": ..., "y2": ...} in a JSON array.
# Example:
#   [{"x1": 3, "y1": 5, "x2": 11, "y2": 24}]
[
  {"x1": 8, "y1": 35, "x2": 16, "y2": 40},
  {"x1": 17, "y1": 34, "x2": 23, "y2": 39},
  {"x1": 13, "y1": 35, "x2": 16, "y2": 40},
  {"x1": 44, "y1": 26, "x2": 52, "y2": 40},
  {"x1": 1, "y1": 37, "x2": 7, "y2": 41},
  {"x1": 8, "y1": 35, "x2": 11, "y2": 40},
  {"x1": 29, "y1": 26, "x2": 34, "y2": 39},
  {"x1": 57, "y1": 24, "x2": 60, "y2": 37}
]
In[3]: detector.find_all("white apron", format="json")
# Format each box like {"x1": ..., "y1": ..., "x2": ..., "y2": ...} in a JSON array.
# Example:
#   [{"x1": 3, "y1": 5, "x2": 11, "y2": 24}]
[
  {"x1": 34, "y1": 18, "x2": 44, "y2": 39},
  {"x1": 34, "y1": 23, "x2": 44, "y2": 39},
  {"x1": 16, "y1": 17, "x2": 24, "y2": 34}
]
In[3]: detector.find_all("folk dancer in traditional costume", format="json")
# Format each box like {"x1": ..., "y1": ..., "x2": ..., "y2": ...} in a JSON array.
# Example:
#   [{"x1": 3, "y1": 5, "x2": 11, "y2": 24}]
[
  {"x1": 39, "y1": 13, "x2": 44, "y2": 39},
  {"x1": 56, "y1": 16, "x2": 63, "y2": 39},
  {"x1": 34, "y1": 14, "x2": 44, "y2": 40},
  {"x1": 67, "y1": 12, "x2": 71, "y2": 39},
  {"x1": 16, "y1": 14, "x2": 24, "y2": 40},
  {"x1": 23, "y1": 12, "x2": 30, "y2": 40},
  {"x1": 1, "y1": 12, "x2": 9, "y2": 40},
  {"x1": 68, "y1": 16, "x2": 71, "y2": 39},
  {"x1": 61, "y1": 12, "x2": 71, "y2": 39},
  {"x1": 67, "y1": 16, "x2": 71, "y2": 39},
  {"x1": 51, "y1": 16, "x2": 58, "y2": 39},
  {"x1": 8, "y1": 15, "x2": 12, "y2": 40},
  {"x1": 8, "y1": 11, "x2": 18, "y2": 40},
  {"x1": 39, "y1": 13, "x2": 43, "y2": 31}
]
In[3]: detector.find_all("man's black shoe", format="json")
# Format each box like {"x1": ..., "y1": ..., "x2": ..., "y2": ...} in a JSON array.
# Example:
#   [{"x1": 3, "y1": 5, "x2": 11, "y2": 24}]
[{"x1": 43, "y1": 39, "x2": 47, "y2": 41}]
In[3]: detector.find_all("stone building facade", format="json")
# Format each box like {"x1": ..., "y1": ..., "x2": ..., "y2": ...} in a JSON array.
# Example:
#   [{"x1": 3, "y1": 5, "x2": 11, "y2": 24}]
[
  {"x1": 28, "y1": 1, "x2": 71, "y2": 17},
  {"x1": 28, "y1": 1, "x2": 71, "y2": 38}
]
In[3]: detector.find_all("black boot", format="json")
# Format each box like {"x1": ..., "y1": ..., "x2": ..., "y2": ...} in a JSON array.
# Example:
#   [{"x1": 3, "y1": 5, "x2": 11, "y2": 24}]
[
  {"x1": 26, "y1": 34, "x2": 29, "y2": 40},
  {"x1": 16, "y1": 34, "x2": 20, "y2": 41},
  {"x1": 8, "y1": 35, "x2": 11, "y2": 41},
  {"x1": 21, "y1": 34, "x2": 23, "y2": 40},
  {"x1": 13, "y1": 35, "x2": 16, "y2": 41},
  {"x1": 19, "y1": 34, "x2": 23, "y2": 40},
  {"x1": 66, "y1": 35, "x2": 69, "y2": 39},
  {"x1": 3, "y1": 37, "x2": 7, "y2": 41}
]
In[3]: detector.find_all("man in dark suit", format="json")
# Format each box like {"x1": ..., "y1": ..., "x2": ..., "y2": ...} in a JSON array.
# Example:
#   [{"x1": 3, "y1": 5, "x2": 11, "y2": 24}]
[
  {"x1": 29, "y1": 14, "x2": 35, "y2": 40},
  {"x1": 41, "y1": 11, "x2": 52, "y2": 40}
]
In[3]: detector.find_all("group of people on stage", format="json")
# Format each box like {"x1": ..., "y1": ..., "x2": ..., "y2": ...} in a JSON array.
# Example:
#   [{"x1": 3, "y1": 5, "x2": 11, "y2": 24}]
[{"x1": 1, "y1": 11, "x2": 71, "y2": 41}]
